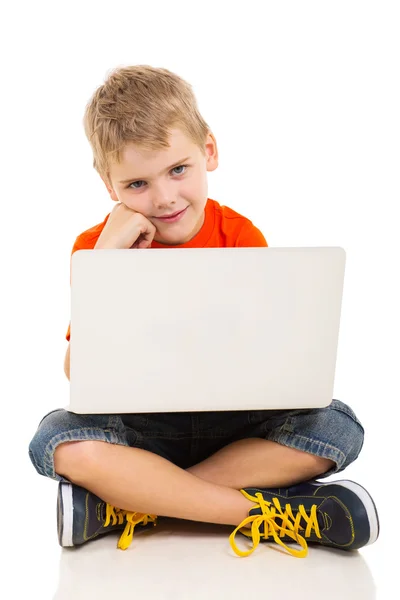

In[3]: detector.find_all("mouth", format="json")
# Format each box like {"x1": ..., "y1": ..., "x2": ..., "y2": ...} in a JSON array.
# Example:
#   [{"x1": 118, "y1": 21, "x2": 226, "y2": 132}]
[{"x1": 155, "y1": 206, "x2": 188, "y2": 223}]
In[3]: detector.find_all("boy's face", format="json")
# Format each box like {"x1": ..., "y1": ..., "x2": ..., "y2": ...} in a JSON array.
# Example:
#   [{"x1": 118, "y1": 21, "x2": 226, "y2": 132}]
[{"x1": 103, "y1": 128, "x2": 218, "y2": 245}]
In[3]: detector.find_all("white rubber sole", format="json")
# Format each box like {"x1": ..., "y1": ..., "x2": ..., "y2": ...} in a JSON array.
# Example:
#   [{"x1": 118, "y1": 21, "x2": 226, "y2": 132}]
[
  {"x1": 319, "y1": 479, "x2": 380, "y2": 546},
  {"x1": 60, "y1": 483, "x2": 74, "y2": 547}
]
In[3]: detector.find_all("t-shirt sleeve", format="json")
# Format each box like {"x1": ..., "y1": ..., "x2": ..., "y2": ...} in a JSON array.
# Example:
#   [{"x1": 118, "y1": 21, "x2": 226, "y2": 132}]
[{"x1": 235, "y1": 221, "x2": 268, "y2": 247}]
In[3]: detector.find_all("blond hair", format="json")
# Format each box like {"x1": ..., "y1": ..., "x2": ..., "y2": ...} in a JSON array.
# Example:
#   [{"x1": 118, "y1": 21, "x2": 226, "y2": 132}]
[{"x1": 83, "y1": 65, "x2": 211, "y2": 183}]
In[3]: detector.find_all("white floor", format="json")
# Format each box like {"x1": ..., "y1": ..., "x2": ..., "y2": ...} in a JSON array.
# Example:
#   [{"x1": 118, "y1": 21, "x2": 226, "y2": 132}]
[
  {"x1": 8, "y1": 450, "x2": 389, "y2": 600},
  {"x1": 54, "y1": 520, "x2": 380, "y2": 600}
]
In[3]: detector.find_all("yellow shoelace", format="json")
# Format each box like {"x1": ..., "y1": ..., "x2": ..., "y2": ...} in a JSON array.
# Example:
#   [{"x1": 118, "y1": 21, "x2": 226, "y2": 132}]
[
  {"x1": 229, "y1": 490, "x2": 321, "y2": 558},
  {"x1": 104, "y1": 504, "x2": 157, "y2": 550}
]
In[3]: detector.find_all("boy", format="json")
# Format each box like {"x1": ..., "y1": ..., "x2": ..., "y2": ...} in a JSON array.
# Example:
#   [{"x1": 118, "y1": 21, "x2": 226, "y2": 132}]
[{"x1": 29, "y1": 65, "x2": 379, "y2": 558}]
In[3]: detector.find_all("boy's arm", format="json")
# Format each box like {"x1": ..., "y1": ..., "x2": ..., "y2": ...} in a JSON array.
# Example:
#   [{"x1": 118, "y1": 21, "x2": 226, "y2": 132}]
[{"x1": 64, "y1": 344, "x2": 71, "y2": 381}]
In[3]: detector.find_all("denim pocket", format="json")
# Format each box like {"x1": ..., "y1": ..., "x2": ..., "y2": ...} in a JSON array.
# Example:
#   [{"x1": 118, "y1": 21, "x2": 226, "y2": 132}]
[
  {"x1": 246, "y1": 409, "x2": 288, "y2": 426},
  {"x1": 120, "y1": 414, "x2": 149, "y2": 430},
  {"x1": 247, "y1": 410, "x2": 269, "y2": 426},
  {"x1": 122, "y1": 426, "x2": 140, "y2": 447}
]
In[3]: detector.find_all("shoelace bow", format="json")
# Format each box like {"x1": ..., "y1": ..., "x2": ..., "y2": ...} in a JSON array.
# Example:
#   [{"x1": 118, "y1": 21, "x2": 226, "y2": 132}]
[
  {"x1": 229, "y1": 492, "x2": 321, "y2": 558},
  {"x1": 104, "y1": 505, "x2": 157, "y2": 550}
]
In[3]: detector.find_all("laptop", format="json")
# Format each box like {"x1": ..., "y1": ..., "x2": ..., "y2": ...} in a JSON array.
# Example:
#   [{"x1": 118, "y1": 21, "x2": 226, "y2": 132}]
[{"x1": 68, "y1": 247, "x2": 346, "y2": 414}]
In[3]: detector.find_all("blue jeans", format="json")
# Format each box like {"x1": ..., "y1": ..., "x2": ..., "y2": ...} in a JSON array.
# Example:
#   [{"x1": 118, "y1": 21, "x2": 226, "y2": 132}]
[{"x1": 29, "y1": 399, "x2": 364, "y2": 484}]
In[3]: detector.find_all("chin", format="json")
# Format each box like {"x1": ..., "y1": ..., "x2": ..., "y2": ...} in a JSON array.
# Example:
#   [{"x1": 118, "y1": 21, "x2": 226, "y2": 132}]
[
  {"x1": 159, "y1": 235, "x2": 188, "y2": 246},
  {"x1": 156, "y1": 226, "x2": 192, "y2": 245}
]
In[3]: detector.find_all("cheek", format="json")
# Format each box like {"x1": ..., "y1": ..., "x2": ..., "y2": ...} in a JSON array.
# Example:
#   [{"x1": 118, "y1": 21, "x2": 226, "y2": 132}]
[
  {"x1": 180, "y1": 177, "x2": 207, "y2": 206},
  {"x1": 120, "y1": 193, "x2": 152, "y2": 215}
]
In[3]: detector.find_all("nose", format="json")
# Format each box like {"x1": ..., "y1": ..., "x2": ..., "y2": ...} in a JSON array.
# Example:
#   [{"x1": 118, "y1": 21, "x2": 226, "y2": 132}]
[{"x1": 151, "y1": 183, "x2": 176, "y2": 211}]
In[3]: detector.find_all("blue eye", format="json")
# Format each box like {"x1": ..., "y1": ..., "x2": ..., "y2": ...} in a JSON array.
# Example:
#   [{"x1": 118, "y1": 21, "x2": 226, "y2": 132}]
[
  {"x1": 172, "y1": 165, "x2": 186, "y2": 175},
  {"x1": 130, "y1": 181, "x2": 144, "y2": 189},
  {"x1": 127, "y1": 164, "x2": 188, "y2": 189}
]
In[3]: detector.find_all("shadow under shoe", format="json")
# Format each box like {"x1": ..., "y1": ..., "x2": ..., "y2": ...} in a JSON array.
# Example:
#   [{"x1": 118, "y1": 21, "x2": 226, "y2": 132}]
[
  {"x1": 57, "y1": 482, "x2": 157, "y2": 550},
  {"x1": 230, "y1": 479, "x2": 380, "y2": 558}
]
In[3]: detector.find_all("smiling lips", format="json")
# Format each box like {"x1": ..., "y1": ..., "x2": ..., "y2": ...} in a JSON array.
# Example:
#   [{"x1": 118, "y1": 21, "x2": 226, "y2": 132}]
[{"x1": 155, "y1": 206, "x2": 188, "y2": 223}]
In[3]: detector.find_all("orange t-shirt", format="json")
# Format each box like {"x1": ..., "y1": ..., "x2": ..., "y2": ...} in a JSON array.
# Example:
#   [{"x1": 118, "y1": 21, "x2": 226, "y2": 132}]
[{"x1": 66, "y1": 198, "x2": 267, "y2": 341}]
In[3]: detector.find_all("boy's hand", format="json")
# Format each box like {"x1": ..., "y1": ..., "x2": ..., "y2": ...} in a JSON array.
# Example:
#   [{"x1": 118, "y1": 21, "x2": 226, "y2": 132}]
[{"x1": 94, "y1": 203, "x2": 156, "y2": 249}]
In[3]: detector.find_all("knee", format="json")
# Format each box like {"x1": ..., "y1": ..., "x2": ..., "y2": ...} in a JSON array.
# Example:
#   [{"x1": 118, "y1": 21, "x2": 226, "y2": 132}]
[
  {"x1": 54, "y1": 440, "x2": 104, "y2": 480},
  {"x1": 290, "y1": 448, "x2": 335, "y2": 479},
  {"x1": 313, "y1": 455, "x2": 336, "y2": 476}
]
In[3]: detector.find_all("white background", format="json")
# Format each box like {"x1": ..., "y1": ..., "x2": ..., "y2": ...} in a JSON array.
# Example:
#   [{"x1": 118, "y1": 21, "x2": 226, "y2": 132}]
[{"x1": 1, "y1": 1, "x2": 398, "y2": 598}]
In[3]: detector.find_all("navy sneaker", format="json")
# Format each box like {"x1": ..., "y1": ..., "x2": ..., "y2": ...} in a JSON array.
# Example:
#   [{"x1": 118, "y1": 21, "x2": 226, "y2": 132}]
[
  {"x1": 57, "y1": 482, "x2": 157, "y2": 550},
  {"x1": 230, "y1": 479, "x2": 379, "y2": 558}
]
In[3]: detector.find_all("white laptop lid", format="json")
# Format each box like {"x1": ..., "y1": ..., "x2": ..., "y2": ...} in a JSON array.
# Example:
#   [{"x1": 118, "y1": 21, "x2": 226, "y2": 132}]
[{"x1": 68, "y1": 247, "x2": 346, "y2": 414}]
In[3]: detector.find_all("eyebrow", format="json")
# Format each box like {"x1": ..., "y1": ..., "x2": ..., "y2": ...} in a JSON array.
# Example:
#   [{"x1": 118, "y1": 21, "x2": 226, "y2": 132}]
[{"x1": 119, "y1": 156, "x2": 191, "y2": 184}]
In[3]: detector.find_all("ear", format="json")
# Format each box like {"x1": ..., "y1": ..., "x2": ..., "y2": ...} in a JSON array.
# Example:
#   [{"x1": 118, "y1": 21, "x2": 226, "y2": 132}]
[
  {"x1": 100, "y1": 175, "x2": 119, "y2": 202},
  {"x1": 205, "y1": 132, "x2": 219, "y2": 173}
]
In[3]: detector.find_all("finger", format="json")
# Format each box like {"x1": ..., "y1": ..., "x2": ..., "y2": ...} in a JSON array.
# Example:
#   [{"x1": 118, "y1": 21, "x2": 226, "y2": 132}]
[
  {"x1": 138, "y1": 240, "x2": 151, "y2": 249},
  {"x1": 141, "y1": 225, "x2": 156, "y2": 241}
]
